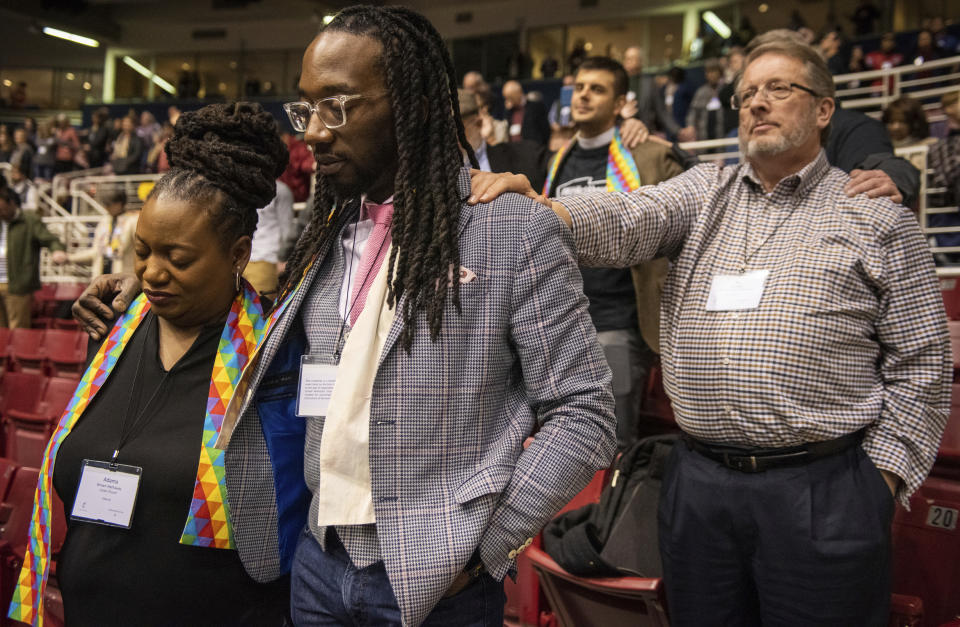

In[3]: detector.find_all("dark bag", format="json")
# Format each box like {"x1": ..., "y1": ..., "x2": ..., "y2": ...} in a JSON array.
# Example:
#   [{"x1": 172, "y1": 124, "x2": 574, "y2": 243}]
[{"x1": 542, "y1": 433, "x2": 677, "y2": 577}]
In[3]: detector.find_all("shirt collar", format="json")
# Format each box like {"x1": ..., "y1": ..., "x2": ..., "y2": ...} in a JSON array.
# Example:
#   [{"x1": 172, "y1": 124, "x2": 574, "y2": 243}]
[
  {"x1": 576, "y1": 127, "x2": 616, "y2": 150},
  {"x1": 359, "y1": 194, "x2": 395, "y2": 221},
  {"x1": 741, "y1": 149, "x2": 830, "y2": 197},
  {"x1": 474, "y1": 140, "x2": 488, "y2": 164}
]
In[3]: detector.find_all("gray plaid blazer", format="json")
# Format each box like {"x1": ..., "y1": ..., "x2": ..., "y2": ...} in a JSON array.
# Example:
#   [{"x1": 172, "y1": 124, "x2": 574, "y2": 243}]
[{"x1": 222, "y1": 169, "x2": 616, "y2": 626}]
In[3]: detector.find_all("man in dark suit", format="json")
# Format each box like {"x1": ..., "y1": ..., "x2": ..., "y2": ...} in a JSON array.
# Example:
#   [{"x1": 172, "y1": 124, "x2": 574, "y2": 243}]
[
  {"x1": 502, "y1": 80, "x2": 551, "y2": 147},
  {"x1": 621, "y1": 46, "x2": 695, "y2": 142},
  {"x1": 459, "y1": 89, "x2": 549, "y2": 192}
]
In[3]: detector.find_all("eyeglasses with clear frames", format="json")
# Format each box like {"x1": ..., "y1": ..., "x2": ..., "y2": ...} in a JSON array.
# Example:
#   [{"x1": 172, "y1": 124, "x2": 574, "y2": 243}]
[
  {"x1": 730, "y1": 80, "x2": 820, "y2": 110},
  {"x1": 283, "y1": 95, "x2": 364, "y2": 131}
]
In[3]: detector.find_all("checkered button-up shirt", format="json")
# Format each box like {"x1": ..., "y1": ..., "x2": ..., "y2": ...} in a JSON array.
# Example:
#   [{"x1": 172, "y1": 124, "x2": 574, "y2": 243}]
[{"x1": 560, "y1": 150, "x2": 951, "y2": 504}]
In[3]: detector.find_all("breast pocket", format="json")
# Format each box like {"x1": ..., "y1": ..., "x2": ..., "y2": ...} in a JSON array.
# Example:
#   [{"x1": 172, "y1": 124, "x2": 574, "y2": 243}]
[{"x1": 778, "y1": 236, "x2": 878, "y2": 320}]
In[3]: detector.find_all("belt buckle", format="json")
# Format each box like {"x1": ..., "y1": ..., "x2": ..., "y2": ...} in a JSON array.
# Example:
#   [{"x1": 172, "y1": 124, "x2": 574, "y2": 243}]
[{"x1": 723, "y1": 453, "x2": 759, "y2": 473}]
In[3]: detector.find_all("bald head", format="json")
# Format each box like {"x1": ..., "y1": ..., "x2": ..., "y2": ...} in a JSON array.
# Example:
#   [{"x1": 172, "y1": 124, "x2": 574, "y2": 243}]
[
  {"x1": 502, "y1": 80, "x2": 525, "y2": 109},
  {"x1": 462, "y1": 71, "x2": 486, "y2": 93},
  {"x1": 623, "y1": 46, "x2": 644, "y2": 76}
]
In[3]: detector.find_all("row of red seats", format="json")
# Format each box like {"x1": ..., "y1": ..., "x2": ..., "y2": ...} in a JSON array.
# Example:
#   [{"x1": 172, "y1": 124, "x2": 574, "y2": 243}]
[
  {"x1": 0, "y1": 458, "x2": 66, "y2": 627},
  {"x1": 0, "y1": 373, "x2": 75, "y2": 468},
  {"x1": 28, "y1": 284, "x2": 85, "y2": 332},
  {"x1": 0, "y1": 328, "x2": 87, "y2": 379}
]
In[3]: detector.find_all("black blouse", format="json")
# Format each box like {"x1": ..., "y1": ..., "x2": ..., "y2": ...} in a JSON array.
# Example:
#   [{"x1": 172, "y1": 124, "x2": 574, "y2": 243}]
[{"x1": 53, "y1": 312, "x2": 287, "y2": 626}]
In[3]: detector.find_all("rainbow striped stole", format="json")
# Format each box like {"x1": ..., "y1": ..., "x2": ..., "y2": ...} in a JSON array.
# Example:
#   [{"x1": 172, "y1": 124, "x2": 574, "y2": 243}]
[
  {"x1": 542, "y1": 127, "x2": 642, "y2": 195},
  {"x1": 9, "y1": 295, "x2": 151, "y2": 627},
  {"x1": 178, "y1": 282, "x2": 267, "y2": 548}
]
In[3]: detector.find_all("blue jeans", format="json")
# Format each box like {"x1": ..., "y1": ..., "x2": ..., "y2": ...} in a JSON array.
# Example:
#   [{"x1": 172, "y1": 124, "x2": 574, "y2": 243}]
[{"x1": 291, "y1": 527, "x2": 505, "y2": 626}]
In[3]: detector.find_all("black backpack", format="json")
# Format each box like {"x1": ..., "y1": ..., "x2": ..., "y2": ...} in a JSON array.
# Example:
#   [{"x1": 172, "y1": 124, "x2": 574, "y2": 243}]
[{"x1": 542, "y1": 433, "x2": 678, "y2": 578}]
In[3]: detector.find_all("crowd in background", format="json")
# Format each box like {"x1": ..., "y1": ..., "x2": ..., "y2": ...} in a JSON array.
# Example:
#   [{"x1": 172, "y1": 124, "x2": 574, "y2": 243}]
[{"x1": 0, "y1": 11, "x2": 957, "y2": 287}]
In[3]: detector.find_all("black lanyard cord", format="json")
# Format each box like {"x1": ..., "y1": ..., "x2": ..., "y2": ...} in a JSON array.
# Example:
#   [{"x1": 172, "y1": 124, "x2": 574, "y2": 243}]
[{"x1": 112, "y1": 315, "x2": 173, "y2": 465}]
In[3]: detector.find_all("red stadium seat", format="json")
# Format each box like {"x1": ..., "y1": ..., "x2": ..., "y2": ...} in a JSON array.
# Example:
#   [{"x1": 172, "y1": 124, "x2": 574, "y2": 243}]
[
  {"x1": 930, "y1": 385, "x2": 960, "y2": 480},
  {"x1": 7, "y1": 329, "x2": 46, "y2": 373},
  {"x1": 526, "y1": 544, "x2": 669, "y2": 627},
  {"x1": 51, "y1": 318, "x2": 80, "y2": 332},
  {"x1": 0, "y1": 465, "x2": 40, "y2": 619},
  {"x1": 636, "y1": 364, "x2": 678, "y2": 438},
  {"x1": 0, "y1": 372, "x2": 46, "y2": 423},
  {"x1": 889, "y1": 593, "x2": 924, "y2": 627},
  {"x1": 505, "y1": 471, "x2": 608, "y2": 626},
  {"x1": 941, "y1": 278, "x2": 960, "y2": 321},
  {"x1": 0, "y1": 458, "x2": 19, "y2": 504},
  {"x1": 43, "y1": 330, "x2": 87, "y2": 378},
  {"x1": 3, "y1": 414, "x2": 55, "y2": 467},
  {"x1": 892, "y1": 476, "x2": 960, "y2": 627},
  {"x1": 7, "y1": 376, "x2": 74, "y2": 426},
  {"x1": 51, "y1": 284, "x2": 85, "y2": 305},
  {"x1": 0, "y1": 328, "x2": 8, "y2": 376}
]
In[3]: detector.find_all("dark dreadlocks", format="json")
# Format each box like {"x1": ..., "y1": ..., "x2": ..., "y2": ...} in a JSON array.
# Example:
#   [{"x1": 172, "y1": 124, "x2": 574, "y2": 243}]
[
  {"x1": 151, "y1": 101, "x2": 289, "y2": 244},
  {"x1": 280, "y1": 5, "x2": 478, "y2": 351}
]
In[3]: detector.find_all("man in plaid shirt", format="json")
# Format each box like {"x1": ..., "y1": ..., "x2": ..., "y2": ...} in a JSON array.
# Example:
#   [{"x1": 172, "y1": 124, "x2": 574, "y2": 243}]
[{"x1": 472, "y1": 36, "x2": 950, "y2": 626}]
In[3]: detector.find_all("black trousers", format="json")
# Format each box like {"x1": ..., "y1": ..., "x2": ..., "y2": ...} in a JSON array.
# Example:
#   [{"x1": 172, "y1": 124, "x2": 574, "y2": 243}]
[{"x1": 658, "y1": 441, "x2": 894, "y2": 626}]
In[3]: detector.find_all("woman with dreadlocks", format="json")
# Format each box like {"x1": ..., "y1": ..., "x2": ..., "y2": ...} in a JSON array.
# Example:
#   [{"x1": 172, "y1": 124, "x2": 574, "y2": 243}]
[
  {"x1": 71, "y1": 7, "x2": 614, "y2": 627},
  {"x1": 9, "y1": 102, "x2": 290, "y2": 626}
]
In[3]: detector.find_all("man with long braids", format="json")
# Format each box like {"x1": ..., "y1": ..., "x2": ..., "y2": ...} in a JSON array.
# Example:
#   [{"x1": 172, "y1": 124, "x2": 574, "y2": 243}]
[{"x1": 73, "y1": 5, "x2": 615, "y2": 626}]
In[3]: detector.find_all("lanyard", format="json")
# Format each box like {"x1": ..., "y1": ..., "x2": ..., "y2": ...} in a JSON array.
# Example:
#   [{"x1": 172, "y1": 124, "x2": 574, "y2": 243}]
[
  {"x1": 334, "y1": 208, "x2": 390, "y2": 362},
  {"x1": 111, "y1": 315, "x2": 172, "y2": 465}
]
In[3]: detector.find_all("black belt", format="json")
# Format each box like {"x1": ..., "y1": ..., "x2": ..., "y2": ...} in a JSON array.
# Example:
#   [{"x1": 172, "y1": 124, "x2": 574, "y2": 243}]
[{"x1": 684, "y1": 430, "x2": 863, "y2": 473}]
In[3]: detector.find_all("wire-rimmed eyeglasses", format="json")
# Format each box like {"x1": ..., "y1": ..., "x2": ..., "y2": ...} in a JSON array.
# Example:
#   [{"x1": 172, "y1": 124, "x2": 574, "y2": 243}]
[{"x1": 731, "y1": 80, "x2": 820, "y2": 110}]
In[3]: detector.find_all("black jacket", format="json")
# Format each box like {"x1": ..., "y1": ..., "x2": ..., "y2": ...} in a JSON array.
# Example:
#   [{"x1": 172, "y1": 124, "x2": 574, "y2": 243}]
[
  {"x1": 508, "y1": 99, "x2": 551, "y2": 148},
  {"x1": 487, "y1": 140, "x2": 549, "y2": 193}
]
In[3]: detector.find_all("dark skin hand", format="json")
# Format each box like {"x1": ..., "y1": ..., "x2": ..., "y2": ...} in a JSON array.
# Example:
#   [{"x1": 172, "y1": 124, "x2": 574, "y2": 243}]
[{"x1": 72, "y1": 273, "x2": 142, "y2": 340}]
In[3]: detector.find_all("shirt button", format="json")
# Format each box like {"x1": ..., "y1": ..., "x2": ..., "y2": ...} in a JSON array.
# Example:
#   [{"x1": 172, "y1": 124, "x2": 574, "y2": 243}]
[
  {"x1": 508, "y1": 549, "x2": 518, "y2": 559},
  {"x1": 723, "y1": 357, "x2": 731, "y2": 365}
]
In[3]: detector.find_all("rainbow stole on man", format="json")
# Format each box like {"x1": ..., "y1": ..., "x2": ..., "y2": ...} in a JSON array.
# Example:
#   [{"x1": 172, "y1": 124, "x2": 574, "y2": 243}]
[
  {"x1": 8, "y1": 282, "x2": 270, "y2": 626},
  {"x1": 542, "y1": 127, "x2": 642, "y2": 195}
]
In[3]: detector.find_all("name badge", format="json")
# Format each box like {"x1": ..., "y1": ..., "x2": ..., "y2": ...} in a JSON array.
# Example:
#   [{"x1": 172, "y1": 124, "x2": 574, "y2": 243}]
[
  {"x1": 297, "y1": 354, "x2": 339, "y2": 417},
  {"x1": 706, "y1": 96, "x2": 722, "y2": 111},
  {"x1": 509, "y1": 123, "x2": 522, "y2": 137},
  {"x1": 71, "y1": 460, "x2": 143, "y2": 529},
  {"x1": 706, "y1": 269, "x2": 770, "y2": 311}
]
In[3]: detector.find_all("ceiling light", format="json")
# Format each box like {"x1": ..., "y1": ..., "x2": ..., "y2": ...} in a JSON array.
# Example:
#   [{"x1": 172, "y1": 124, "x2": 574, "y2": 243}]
[
  {"x1": 584, "y1": 42, "x2": 593, "y2": 51},
  {"x1": 65, "y1": 72, "x2": 76, "y2": 81},
  {"x1": 2, "y1": 80, "x2": 11, "y2": 87},
  {"x1": 42, "y1": 26, "x2": 100, "y2": 48},
  {"x1": 82, "y1": 81, "x2": 92, "y2": 90},
  {"x1": 323, "y1": 14, "x2": 335, "y2": 25},
  {"x1": 122, "y1": 56, "x2": 176, "y2": 95},
  {"x1": 181, "y1": 63, "x2": 191, "y2": 71},
  {"x1": 758, "y1": 3, "x2": 769, "y2": 13},
  {"x1": 703, "y1": 11, "x2": 732, "y2": 39}
]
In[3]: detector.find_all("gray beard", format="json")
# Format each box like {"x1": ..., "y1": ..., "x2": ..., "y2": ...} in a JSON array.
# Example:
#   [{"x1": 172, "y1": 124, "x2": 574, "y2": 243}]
[{"x1": 740, "y1": 108, "x2": 817, "y2": 158}]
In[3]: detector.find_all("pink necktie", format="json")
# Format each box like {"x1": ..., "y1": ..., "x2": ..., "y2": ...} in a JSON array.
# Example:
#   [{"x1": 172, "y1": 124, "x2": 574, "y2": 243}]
[{"x1": 349, "y1": 200, "x2": 394, "y2": 325}]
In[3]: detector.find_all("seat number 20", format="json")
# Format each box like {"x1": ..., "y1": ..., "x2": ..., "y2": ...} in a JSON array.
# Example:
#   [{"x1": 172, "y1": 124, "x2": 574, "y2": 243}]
[{"x1": 925, "y1": 506, "x2": 958, "y2": 530}]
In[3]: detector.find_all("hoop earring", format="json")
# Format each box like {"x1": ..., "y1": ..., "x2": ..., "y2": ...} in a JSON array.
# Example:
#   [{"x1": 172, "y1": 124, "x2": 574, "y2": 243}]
[{"x1": 235, "y1": 271, "x2": 241, "y2": 293}]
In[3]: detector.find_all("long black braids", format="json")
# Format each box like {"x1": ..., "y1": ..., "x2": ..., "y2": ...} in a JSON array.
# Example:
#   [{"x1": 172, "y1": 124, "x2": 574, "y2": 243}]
[{"x1": 279, "y1": 5, "x2": 479, "y2": 352}]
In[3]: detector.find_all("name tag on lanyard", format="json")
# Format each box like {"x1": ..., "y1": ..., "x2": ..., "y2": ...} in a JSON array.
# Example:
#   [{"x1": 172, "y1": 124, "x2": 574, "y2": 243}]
[
  {"x1": 71, "y1": 459, "x2": 143, "y2": 529},
  {"x1": 705, "y1": 269, "x2": 770, "y2": 311},
  {"x1": 296, "y1": 354, "x2": 339, "y2": 417}
]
